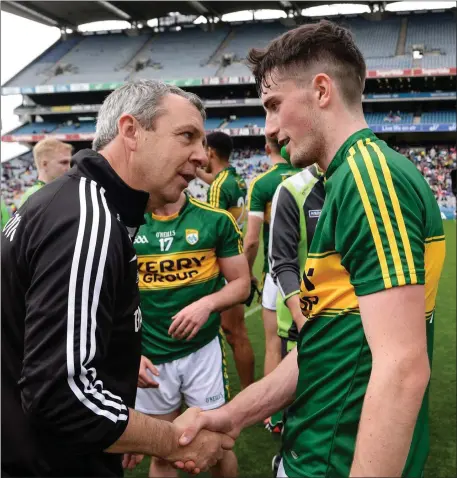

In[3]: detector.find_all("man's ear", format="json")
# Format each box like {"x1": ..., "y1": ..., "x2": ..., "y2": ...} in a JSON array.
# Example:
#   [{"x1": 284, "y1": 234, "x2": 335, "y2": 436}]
[
  {"x1": 265, "y1": 143, "x2": 272, "y2": 156},
  {"x1": 312, "y1": 73, "x2": 331, "y2": 108},
  {"x1": 118, "y1": 113, "x2": 139, "y2": 151}
]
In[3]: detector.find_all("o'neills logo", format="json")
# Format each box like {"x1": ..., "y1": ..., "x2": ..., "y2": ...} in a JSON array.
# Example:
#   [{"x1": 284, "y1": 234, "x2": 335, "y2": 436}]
[{"x1": 137, "y1": 249, "x2": 219, "y2": 289}]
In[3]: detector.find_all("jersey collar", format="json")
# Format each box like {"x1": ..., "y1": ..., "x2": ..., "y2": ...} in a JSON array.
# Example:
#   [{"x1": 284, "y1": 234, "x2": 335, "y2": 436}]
[{"x1": 325, "y1": 128, "x2": 377, "y2": 180}]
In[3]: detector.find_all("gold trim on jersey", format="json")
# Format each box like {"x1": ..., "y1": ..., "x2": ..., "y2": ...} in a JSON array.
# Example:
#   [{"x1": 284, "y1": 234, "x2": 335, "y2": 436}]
[
  {"x1": 210, "y1": 170, "x2": 229, "y2": 208},
  {"x1": 138, "y1": 248, "x2": 219, "y2": 290},
  {"x1": 151, "y1": 210, "x2": 180, "y2": 222},
  {"x1": 424, "y1": 238, "x2": 446, "y2": 315},
  {"x1": 347, "y1": 148, "x2": 392, "y2": 289},
  {"x1": 189, "y1": 197, "x2": 244, "y2": 253},
  {"x1": 366, "y1": 139, "x2": 418, "y2": 283},
  {"x1": 247, "y1": 164, "x2": 278, "y2": 210}
]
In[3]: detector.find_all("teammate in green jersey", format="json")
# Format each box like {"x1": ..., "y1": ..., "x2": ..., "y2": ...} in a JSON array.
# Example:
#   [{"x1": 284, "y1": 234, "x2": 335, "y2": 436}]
[
  {"x1": 134, "y1": 191, "x2": 249, "y2": 477},
  {"x1": 19, "y1": 138, "x2": 72, "y2": 206},
  {"x1": 243, "y1": 137, "x2": 300, "y2": 432},
  {"x1": 197, "y1": 131, "x2": 255, "y2": 390},
  {"x1": 173, "y1": 20, "x2": 446, "y2": 478}
]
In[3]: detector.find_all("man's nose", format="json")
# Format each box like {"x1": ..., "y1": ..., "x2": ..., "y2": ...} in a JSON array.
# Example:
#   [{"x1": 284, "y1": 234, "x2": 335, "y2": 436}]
[
  {"x1": 192, "y1": 143, "x2": 208, "y2": 168},
  {"x1": 264, "y1": 115, "x2": 279, "y2": 140}
]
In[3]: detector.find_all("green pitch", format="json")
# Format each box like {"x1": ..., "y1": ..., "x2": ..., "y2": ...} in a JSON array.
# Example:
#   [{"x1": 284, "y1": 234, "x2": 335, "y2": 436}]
[{"x1": 127, "y1": 220, "x2": 456, "y2": 478}]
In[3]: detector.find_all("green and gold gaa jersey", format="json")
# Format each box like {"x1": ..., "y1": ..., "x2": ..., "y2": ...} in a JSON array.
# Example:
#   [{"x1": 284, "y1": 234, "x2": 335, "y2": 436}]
[
  {"x1": 247, "y1": 163, "x2": 301, "y2": 274},
  {"x1": 283, "y1": 129, "x2": 446, "y2": 478},
  {"x1": 19, "y1": 179, "x2": 46, "y2": 207},
  {"x1": 134, "y1": 194, "x2": 243, "y2": 364},
  {"x1": 208, "y1": 166, "x2": 248, "y2": 230}
]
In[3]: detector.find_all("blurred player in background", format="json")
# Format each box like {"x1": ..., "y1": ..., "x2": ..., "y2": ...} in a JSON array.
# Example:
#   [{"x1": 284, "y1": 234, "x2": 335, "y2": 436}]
[
  {"x1": 1, "y1": 198, "x2": 10, "y2": 229},
  {"x1": 197, "y1": 131, "x2": 255, "y2": 389},
  {"x1": 19, "y1": 138, "x2": 72, "y2": 206},
  {"x1": 134, "y1": 190, "x2": 249, "y2": 477},
  {"x1": 243, "y1": 137, "x2": 300, "y2": 431}
]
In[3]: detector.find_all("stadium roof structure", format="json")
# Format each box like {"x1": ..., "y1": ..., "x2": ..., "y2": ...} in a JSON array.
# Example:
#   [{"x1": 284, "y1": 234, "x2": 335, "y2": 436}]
[{"x1": 1, "y1": 1, "x2": 388, "y2": 28}]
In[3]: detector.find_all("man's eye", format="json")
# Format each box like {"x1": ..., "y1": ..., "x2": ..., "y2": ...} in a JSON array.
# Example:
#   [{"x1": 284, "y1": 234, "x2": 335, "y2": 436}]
[{"x1": 183, "y1": 132, "x2": 193, "y2": 140}]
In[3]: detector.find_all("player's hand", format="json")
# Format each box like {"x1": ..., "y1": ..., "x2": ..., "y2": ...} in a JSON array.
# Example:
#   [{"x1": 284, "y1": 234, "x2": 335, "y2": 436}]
[
  {"x1": 168, "y1": 408, "x2": 235, "y2": 474},
  {"x1": 122, "y1": 453, "x2": 144, "y2": 470},
  {"x1": 137, "y1": 355, "x2": 160, "y2": 388},
  {"x1": 168, "y1": 298, "x2": 213, "y2": 341}
]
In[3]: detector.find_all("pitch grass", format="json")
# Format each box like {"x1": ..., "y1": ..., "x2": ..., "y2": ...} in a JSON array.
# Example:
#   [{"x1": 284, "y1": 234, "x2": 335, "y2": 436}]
[{"x1": 127, "y1": 221, "x2": 456, "y2": 478}]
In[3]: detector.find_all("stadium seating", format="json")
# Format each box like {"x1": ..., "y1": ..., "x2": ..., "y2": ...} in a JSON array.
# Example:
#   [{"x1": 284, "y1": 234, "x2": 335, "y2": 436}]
[
  {"x1": 421, "y1": 54, "x2": 455, "y2": 69},
  {"x1": 129, "y1": 26, "x2": 228, "y2": 80},
  {"x1": 421, "y1": 111, "x2": 456, "y2": 124},
  {"x1": 364, "y1": 112, "x2": 414, "y2": 125},
  {"x1": 406, "y1": 12, "x2": 456, "y2": 55},
  {"x1": 46, "y1": 33, "x2": 151, "y2": 84},
  {"x1": 52, "y1": 121, "x2": 96, "y2": 133},
  {"x1": 228, "y1": 116, "x2": 266, "y2": 128},
  {"x1": 6, "y1": 37, "x2": 82, "y2": 87},
  {"x1": 10, "y1": 122, "x2": 59, "y2": 135},
  {"x1": 365, "y1": 55, "x2": 413, "y2": 70},
  {"x1": 344, "y1": 17, "x2": 401, "y2": 58},
  {"x1": 205, "y1": 118, "x2": 225, "y2": 129}
]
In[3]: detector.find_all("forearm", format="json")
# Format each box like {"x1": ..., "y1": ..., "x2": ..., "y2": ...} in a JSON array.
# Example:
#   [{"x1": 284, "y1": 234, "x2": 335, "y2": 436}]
[
  {"x1": 196, "y1": 169, "x2": 214, "y2": 185},
  {"x1": 350, "y1": 364, "x2": 429, "y2": 477},
  {"x1": 105, "y1": 408, "x2": 176, "y2": 457},
  {"x1": 206, "y1": 276, "x2": 250, "y2": 312},
  {"x1": 244, "y1": 240, "x2": 259, "y2": 273},
  {"x1": 226, "y1": 347, "x2": 298, "y2": 430},
  {"x1": 285, "y1": 294, "x2": 305, "y2": 331}
]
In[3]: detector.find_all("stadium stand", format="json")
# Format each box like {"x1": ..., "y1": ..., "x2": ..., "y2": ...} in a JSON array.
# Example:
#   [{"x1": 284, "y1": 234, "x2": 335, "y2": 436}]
[
  {"x1": 422, "y1": 111, "x2": 457, "y2": 124},
  {"x1": 228, "y1": 116, "x2": 266, "y2": 128}
]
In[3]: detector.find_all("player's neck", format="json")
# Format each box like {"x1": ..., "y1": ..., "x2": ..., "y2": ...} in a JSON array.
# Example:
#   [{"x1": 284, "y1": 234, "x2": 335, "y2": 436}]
[
  {"x1": 318, "y1": 115, "x2": 369, "y2": 172},
  {"x1": 152, "y1": 193, "x2": 186, "y2": 217},
  {"x1": 37, "y1": 173, "x2": 48, "y2": 184},
  {"x1": 211, "y1": 161, "x2": 229, "y2": 176},
  {"x1": 271, "y1": 155, "x2": 287, "y2": 166}
]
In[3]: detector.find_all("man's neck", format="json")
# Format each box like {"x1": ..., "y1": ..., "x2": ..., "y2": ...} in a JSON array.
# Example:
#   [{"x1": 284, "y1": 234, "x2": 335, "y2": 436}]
[
  {"x1": 318, "y1": 115, "x2": 369, "y2": 172},
  {"x1": 211, "y1": 161, "x2": 229, "y2": 177},
  {"x1": 153, "y1": 193, "x2": 186, "y2": 217},
  {"x1": 270, "y1": 156, "x2": 287, "y2": 166},
  {"x1": 37, "y1": 174, "x2": 48, "y2": 184}
]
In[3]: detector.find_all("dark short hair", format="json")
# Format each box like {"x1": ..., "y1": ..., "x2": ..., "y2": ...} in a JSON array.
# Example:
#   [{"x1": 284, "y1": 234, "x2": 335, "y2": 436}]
[
  {"x1": 206, "y1": 132, "x2": 233, "y2": 161},
  {"x1": 247, "y1": 20, "x2": 366, "y2": 106}
]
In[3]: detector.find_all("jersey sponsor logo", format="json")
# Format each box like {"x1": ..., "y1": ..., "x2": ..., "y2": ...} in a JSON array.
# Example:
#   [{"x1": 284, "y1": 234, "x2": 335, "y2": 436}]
[
  {"x1": 134, "y1": 234, "x2": 148, "y2": 244},
  {"x1": 206, "y1": 392, "x2": 224, "y2": 404},
  {"x1": 155, "y1": 230, "x2": 176, "y2": 239},
  {"x1": 300, "y1": 252, "x2": 358, "y2": 318},
  {"x1": 137, "y1": 249, "x2": 219, "y2": 290},
  {"x1": 186, "y1": 229, "x2": 199, "y2": 245},
  {"x1": 308, "y1": 209, "x2": 321, "y2": 218},
  {"x1": 2, "y1": 213, "x2": 21, "y2": 242}
]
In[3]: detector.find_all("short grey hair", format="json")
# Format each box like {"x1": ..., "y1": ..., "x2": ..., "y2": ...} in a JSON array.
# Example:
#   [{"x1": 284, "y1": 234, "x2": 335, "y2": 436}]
[{"x1": 92, "y1": 79, "x2": 206, "y2": 151}]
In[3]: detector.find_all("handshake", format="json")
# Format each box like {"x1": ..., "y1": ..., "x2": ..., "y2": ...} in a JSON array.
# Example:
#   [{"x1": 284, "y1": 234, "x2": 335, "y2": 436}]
[{"x1": 124, "y1": 406, "x2": 240, "y2": 474}]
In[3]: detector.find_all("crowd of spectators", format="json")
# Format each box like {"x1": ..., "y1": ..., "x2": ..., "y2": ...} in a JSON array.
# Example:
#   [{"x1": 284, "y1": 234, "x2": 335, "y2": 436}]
[
  {"x1": 398, "y1": 145, "x2": 456, "y2": 208},
  {"x1": 2, "y1": 146, "x2": 455, "y2": 215}
]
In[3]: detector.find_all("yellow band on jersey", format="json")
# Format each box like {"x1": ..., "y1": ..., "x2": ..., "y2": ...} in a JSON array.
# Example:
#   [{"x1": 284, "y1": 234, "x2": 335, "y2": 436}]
[{"x1": 138, "y1": 249, "x2": 219, "y2": 290}]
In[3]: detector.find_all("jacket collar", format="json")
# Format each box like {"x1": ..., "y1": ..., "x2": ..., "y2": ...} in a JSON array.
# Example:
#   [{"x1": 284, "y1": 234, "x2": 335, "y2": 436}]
[{"x1": 70, "y1": 149, "x2": 149, "y2": 227}]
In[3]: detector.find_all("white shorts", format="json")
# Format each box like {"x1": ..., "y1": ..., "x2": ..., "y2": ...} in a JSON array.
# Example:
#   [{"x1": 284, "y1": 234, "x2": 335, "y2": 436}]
[
  {"x1": 277, "y1": 459, "x2": 288, "y2": 478},
  {"x1": 262, "y1": 273, "x2": 278, "y2": 311},
  {"x1": 135, "y1": 335, "x2": 229, "y2": 415}
]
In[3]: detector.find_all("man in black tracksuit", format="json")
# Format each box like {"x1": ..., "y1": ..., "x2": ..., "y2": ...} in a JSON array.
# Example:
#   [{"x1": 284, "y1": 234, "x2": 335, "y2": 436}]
[
  {"x1": 1, "y1": 80, "x2": 233, "y2": 476},
  {"x1": 2, "y1": 150, "x2": 147, "y2": 476}
]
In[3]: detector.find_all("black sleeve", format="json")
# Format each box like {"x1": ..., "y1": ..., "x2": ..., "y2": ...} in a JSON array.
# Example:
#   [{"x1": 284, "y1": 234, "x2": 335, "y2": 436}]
[
  {"x1": 19, "y1": 179, "x2": 129, "y2": 453},
  {"x1": 268, "y1": 185, "x2": 301, "y2": 301}
]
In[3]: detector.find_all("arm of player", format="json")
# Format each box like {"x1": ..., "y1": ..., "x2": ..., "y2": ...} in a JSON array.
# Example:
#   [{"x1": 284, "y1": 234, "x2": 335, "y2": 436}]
[
  {"x1": 269, "y1": 185, "x2": 303, "y2": 327},
  {"x1": 169, "y1": 253, "x2": 250, "y2": 341},
  {"x1": 349, "y1": 286, "x2": 430, "y2": 477},
  {"x1": 196, "y1": 168, "x2": 215, "y2": 185},
  {"x1": 176, "y1": 346, "x2": 299, "y2": 450},
  {"x1": 243, "y1": 213, "x2": 263, "y2": 279},
  {"x1": 335, "y1": 147, "x2": 433, "y2": 477}
]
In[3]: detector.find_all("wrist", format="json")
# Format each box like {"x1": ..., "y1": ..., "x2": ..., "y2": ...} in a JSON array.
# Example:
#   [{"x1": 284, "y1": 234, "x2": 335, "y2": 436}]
[{"x1": 153, "y1": 420, "x2": 177, "y2": 459}]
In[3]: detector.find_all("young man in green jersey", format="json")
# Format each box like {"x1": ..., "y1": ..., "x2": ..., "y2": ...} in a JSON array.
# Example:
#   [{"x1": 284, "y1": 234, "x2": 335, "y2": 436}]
[
  {"x1": 196, "y1": 131, "x2": 255, "y2": 390},
  {"x1": 19, "y1": 138, "x2": 72, "y2": 206},
  {"x1": 134, "y1": 190, "x2": 249, "y2": 477},
  {"x1": 244, "y1": 136, "x2": 300, "y2": 432},
  {"x1": 173, "y1": 20, "x2": 446, "y2": 478}
]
